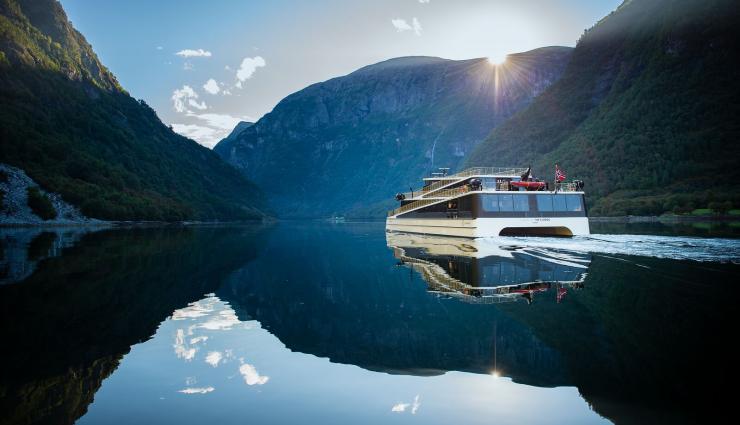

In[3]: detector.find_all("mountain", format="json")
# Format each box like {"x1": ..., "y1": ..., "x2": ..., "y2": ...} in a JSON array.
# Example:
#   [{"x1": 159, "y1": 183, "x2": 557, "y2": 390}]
[
  {"x1": 214, "y1": 47, "x2": 573, "y2": 217},
  {"x1": 217, "y1": 120, "x2": 253, "y2": 151},
  {"x1": 467, "y1": 0, "x2": 740, "y2": 216},
  {"x1": 0, "y1": 0, "x2": 267, "y2": 221}
]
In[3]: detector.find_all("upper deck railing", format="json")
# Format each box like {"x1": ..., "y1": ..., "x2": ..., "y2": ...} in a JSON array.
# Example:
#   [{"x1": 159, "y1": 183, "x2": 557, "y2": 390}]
[
  {"x1": 449, "y1": 167, "x2": 529, "y2": 178},
  {"x1": 389, "y1": 182, "x2": 583, "y2": 217},
  {"x1": 388, "y1": 198, "x2": 438, "y2": 217},
  {"x1": 414, "y1": 167, "x2": 529, "y2": 197},
  {"x1": 555, "y1": 182, "x2": 579, "y2": 192}
]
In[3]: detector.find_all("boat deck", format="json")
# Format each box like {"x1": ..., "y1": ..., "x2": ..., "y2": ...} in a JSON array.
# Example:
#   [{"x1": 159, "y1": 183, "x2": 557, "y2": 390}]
[{"x1": 390, "y1": 166, "x2": 582, "y2": 218}]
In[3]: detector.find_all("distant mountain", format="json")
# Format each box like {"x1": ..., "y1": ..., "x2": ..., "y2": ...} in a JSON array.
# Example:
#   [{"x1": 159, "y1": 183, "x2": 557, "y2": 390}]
[
  {"x1": 225, "y1": 120, "x2": 254, "y2": 141},
  {"x1": 215, "y1": 120, "x2": 253, "y2": 154},
  {"x1": 0, "y1": 0, "x2": 267, "y2": 221},
  {"x1": 214, "y1": 48, "x2": 573, "y2": 217},
  {"x1": 467, "y1": 0, "x2": 740, "y2": 216}
]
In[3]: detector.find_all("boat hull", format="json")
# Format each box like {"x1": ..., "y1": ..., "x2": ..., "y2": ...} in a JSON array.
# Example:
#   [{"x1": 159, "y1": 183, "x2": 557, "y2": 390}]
[{"x1": 385, "y1": 216, "x2": 590, "y2": 238}]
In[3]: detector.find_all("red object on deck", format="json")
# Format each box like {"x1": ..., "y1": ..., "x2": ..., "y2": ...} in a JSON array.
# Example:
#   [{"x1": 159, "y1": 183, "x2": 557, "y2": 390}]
[{"x1": 510, "y1": 181, "x2": 546, "y2": 189}]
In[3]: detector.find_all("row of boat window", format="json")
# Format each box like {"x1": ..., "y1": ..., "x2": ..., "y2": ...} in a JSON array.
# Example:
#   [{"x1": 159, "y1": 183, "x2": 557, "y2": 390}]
[
  {"x1": 481, "y1": 263, "x2": 583, "y2": 284},
  {"x1": 481, "y1": 194, "x2": 584, "y2": 212}
]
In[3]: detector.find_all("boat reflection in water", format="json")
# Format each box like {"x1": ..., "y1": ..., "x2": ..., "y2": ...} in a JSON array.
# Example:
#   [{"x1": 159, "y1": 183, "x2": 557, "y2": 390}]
[{"x1": 387, "y1": 232, "x2": 590, "y2": 305}]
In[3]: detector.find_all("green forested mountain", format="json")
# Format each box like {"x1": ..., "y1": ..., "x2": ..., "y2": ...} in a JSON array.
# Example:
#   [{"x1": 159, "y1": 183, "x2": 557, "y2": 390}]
[
  {"x1": 467, "y1": 0, "x2": 740, "y2": 216},
  {"x1": 0, "y1": 0, "x2": 267, "y2": 221},
  {"x1": 215, "y1": 48, "x2": 573, "y2": 217}
]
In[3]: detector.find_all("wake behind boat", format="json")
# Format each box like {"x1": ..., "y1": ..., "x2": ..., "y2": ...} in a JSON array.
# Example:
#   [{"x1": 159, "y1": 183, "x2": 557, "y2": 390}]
[{"x1": 386, "y1": 166, "x2": 590, "y2": 237}]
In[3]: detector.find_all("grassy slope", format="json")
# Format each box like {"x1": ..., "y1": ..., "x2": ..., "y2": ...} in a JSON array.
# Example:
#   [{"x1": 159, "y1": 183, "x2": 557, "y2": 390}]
[
  {"x1": 0, "y1": 0, "x2": 266, "y2": 220},
  {"x1": 467, "y1": 0, "x2": 740, "y2": 216}
]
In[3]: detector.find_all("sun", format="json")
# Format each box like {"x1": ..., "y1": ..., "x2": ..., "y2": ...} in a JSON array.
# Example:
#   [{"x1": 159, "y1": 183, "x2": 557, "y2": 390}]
[{"x1": 487, "y1": 53, "x2": 508, "y2": 66}]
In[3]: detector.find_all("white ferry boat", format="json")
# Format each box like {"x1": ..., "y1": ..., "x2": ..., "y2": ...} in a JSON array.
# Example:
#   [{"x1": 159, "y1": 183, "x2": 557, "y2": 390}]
[{"x1": 386, "y1": 167, "x2": 589, "y2": 237}]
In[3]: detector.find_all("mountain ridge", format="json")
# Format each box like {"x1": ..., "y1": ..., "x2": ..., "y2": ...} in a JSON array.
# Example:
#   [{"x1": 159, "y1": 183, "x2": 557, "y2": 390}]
[
  {"x1": 215, "y1": 47, "x2": 573, "y2": 217},
  {"x1": 467, "y1": 0, "x2": 740, "y2": 215},
  {"x1": 0, "y1": 0, "x2": 268, "y2": 221}
]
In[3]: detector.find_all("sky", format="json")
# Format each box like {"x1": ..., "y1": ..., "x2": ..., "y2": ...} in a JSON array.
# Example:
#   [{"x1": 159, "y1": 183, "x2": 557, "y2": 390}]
[{"x1": 60, "y1": 0, "x2": 622, "y2": 148}]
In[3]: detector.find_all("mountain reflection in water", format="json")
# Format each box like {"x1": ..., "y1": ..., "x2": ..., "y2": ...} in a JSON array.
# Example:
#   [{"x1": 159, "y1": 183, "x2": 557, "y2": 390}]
[
  {"x1": 0, "y1": 226, "x2": 269, "y2": 425},
  {"x1": 0, "y1": 222, "x2": 737, "y2": 425}
]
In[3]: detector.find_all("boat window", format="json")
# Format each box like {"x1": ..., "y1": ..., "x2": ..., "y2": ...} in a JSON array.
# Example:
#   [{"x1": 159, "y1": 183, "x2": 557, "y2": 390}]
[
  {"x1": 513, "y1": 195, "x2": 529, "y2": 212},
  {"x1": 499, "y1": 195, "x2": 514, "y2": 212},
  {"x1": 481, "y1": 195, "x2": 499, "y2": 212},
  {"x1": 481, "y1": 178, "x2": 498, "y2": 190},
  {"x1": 553, "y1": 195, "x2": 567, "y2": 211},
  {"x1": 537, "y1": 195, "x2": 553, "y2": 212},
  {"x1": 566, "y1": 195, "x2": 584, "y2": 212}
]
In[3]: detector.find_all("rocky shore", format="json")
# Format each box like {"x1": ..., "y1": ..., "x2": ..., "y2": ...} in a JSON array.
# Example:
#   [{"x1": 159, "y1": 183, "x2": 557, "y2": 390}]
[{"x1": 0, "y1": 163, "x2": 105, "y2": 226}]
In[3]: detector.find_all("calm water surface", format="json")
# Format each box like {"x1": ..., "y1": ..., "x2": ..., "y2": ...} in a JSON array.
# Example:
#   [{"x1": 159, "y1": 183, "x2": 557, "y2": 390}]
[{"x1": 1, "y1": 222, "x2": 738, "y2": 425}]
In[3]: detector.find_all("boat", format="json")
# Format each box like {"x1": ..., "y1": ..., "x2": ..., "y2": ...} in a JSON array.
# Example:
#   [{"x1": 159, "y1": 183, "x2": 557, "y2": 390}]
[{"x1": 386, "y1": 166, "x2": 590, "y2": 237}]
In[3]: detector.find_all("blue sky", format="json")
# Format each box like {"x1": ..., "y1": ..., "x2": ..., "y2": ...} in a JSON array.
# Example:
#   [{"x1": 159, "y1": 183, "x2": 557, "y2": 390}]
[{"x1": 60, "y1": 0, "x2": 622, "y2": 147}]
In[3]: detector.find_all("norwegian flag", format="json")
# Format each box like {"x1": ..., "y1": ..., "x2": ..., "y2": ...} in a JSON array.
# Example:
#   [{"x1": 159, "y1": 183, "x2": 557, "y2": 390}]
[
  {"x1": 557, "y1": 286, "x2": 568, "y2": 303},
  {"x1": 555, "y1": 164, "x2": 566, "y2": 182}
]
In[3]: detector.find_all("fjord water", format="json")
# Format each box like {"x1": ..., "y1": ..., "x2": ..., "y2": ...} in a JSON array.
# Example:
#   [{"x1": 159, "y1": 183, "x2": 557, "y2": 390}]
[{"x1": 1, "y1": 223, "x2": 738, "y2": 425}]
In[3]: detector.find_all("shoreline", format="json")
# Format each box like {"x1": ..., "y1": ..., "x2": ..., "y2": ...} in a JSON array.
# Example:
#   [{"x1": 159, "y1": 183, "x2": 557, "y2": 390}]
[
  {"x1": 1, "y1": 215, "x2": 737, "y2": 229},
  {"x1": 0, "y1": 219, "x2": 273, "y2": 229}
]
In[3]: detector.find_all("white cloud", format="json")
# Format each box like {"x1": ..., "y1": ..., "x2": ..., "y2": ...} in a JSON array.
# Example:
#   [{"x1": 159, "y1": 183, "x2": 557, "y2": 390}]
[
  {"x1": 391, "y1": 395, "x2": 421, "y2": 414},
  {"x1": 178, "y1": 387, "x2": 214, "y2": 394},
  {"x1": 183, "y1": 62, "x2": 194, "y2": 71},
  {"x1": 391, "y1": 403, "x2": 410, "y2": 412},
  {"x1": 171, "y1": 85, "x2": 207, "y2": 112},
  {"x1": 235, "y1": 56, "x2": 266, "y2": 88},
  {"x1": 176, "y1": 48, "x2": 212, "y2": 58},
  {"x1": 391, "y1": 18, "x2": 422, "y2": 36},
  {"x1": 172, "y1": 298, "x2": 211, "y2": 319},
  {"x1": 239, "y1": 363, "x2": 269, "y2": 385},
  {"x1": 173, "y1": 114, "x2": 255, "y2": 147},
  {"x1": 199, "y1": 308, "x2": 240, "y2": 330},
  {"x1": 174, "y1": 328, "x2": 197, "y2": 361},
  {"x1": 419, "y1": 0, "x2": 430, "y2": 3},
  {"x1": 188, "y1": 99, "x2": 207, "y2": 110},
  {"x1": 171, "y1": 123, "x2": 222, "y2": 147},
  {"x1": 391, "y1": 18, "x2": 412, "y2": 32},
  {"x1": 205, "y1": 351, "x2": 223, "y2": 367},
  {"x1": 412, "y1": 395, "x2": 421, "y2": 414},
  {"x1": 203, "y1": 78, "x2": 220, "y2": 95},
  {"x1": 186, "y1": 112, "x2": 250, "y2": 130},
  {"x1": 190, "y1": 336, "x2": 208, "y2": 344},
  {"x1": 171, "y1": 85, "x2": 198, "y2": 113},
  {"x1": 412, "y1": 18, "x2": 422, "y2": 35}
]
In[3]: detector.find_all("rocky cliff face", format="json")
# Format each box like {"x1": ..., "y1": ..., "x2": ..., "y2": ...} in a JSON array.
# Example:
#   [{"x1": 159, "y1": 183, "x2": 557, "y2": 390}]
[
  {"x1": 215, "y1": 48, "x2": 572, "y2": 217},
  {"x1": 0, "y1": 163, "x2": 101, "y2": 225}
]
